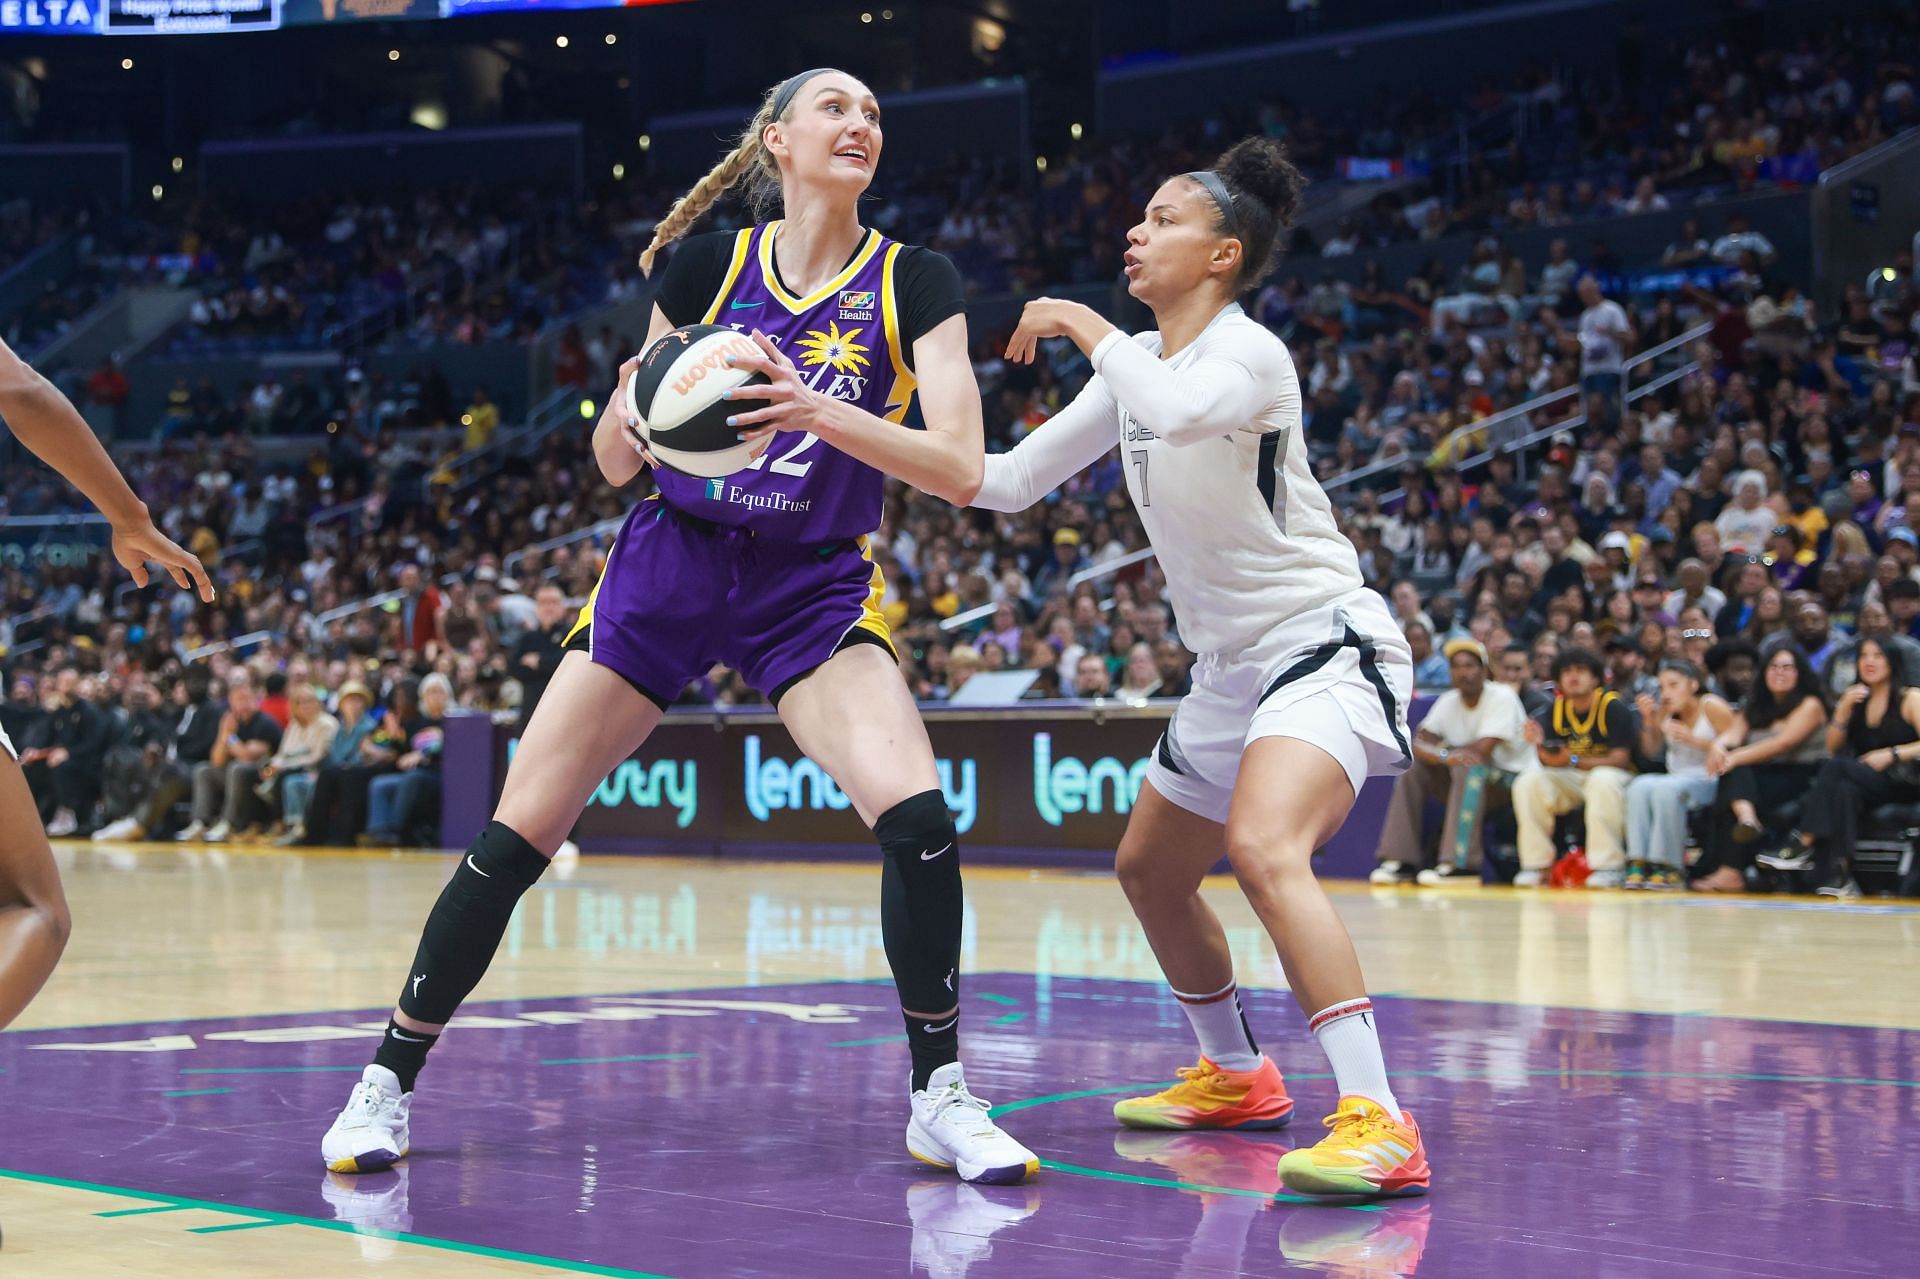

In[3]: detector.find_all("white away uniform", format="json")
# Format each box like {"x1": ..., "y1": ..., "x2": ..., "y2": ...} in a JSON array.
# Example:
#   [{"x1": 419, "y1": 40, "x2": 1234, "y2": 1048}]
[{"x1": 974, "y1": 303, "x2": 1410, "y2": 819}]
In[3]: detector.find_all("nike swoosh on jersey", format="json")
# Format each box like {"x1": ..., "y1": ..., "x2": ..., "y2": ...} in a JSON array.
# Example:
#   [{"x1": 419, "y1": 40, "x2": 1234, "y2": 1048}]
[{"x1": 729, "y1": 299, "x2": 765, "y2": 310}]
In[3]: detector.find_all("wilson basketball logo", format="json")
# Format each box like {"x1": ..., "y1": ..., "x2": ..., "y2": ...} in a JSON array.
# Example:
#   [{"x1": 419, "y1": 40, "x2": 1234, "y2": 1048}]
[{"x1": 670, "y1": 335, "x2": 760, "y2": 398}]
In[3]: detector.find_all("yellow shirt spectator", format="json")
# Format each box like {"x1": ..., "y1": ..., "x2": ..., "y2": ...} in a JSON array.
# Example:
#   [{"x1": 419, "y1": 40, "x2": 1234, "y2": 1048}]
[{"x1": 462, "y1": 392, "x2": 500, "y2": 453}]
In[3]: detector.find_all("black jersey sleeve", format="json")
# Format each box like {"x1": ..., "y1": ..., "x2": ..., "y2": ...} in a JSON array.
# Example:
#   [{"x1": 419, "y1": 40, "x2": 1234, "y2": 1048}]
[
  {"x1": 653, "y1": 232, "x2": 740, "y2": 328},
  {"x1": 892, "y1": 247, "x2": 967, "y2": 369}
]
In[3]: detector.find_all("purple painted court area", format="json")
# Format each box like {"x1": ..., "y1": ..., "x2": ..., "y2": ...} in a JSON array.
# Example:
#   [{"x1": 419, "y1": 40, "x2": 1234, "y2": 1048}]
[{"x1": 3, "y1": 978, "x2": 1916, "y2": 1278}]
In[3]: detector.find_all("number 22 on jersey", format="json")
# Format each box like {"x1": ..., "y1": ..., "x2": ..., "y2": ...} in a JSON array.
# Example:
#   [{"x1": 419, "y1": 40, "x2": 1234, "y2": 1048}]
[{"x1": 746, "y1": 432, "x2": 821, "y2": 478}]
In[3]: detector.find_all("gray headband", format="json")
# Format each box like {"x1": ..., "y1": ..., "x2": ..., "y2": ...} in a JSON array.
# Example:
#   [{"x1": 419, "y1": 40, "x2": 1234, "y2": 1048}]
[
  {"x1": 771, "y1": 68, "x2": 840, "y2": 121},
  {"x1": 1183, "y1": 170, "x2": 1240, "y2": 238}
]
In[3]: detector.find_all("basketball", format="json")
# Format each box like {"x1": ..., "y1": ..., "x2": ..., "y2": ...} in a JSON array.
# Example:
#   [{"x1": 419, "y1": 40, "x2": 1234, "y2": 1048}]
[{"x1": 625, "y1": 324, "x2": 771, "y2": 478}]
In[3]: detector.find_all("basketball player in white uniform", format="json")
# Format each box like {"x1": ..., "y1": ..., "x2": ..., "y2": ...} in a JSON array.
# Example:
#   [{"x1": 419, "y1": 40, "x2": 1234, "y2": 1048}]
[
  {"x1": 0, "y1": 336, "x2": 213, "y2": 1028},
  {"x1": 963, "y1": 137, "x2": 1431, "y2": 1198}
]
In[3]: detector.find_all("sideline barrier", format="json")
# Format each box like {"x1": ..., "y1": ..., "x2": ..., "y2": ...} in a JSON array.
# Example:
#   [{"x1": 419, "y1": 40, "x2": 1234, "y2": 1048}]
[{"x1": 443, "y1": 698, "x2": 1435, "y2": 878}]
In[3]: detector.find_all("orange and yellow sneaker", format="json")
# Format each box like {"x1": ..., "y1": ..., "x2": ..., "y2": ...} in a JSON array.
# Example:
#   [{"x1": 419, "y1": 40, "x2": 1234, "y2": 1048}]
[
  {"x1": 1276, "y1": 1095, "x2": 1429, "y2": 1198},
  {"x1": 1112, "y1": 1057, "x2": 1294, "y2": 1131}
]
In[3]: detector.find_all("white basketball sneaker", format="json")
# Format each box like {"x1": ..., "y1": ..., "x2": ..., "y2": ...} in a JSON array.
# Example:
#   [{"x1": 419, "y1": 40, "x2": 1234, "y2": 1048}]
[
  {"x1": 321, "y1": 1065, "x2": 412, "y2": 1173},
  {"x1": 907, "y1": 1062, "x2": 1039, "y2": 1185}
]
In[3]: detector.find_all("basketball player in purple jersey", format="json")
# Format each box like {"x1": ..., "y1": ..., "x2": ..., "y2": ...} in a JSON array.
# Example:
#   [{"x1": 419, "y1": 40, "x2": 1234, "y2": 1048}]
[
  {"x1": 0, "y1": 336, "x2": 213, "y2": 1029},
  {"x1": 322, "y1": 68, "x2": 1038, "y2": 1185}
]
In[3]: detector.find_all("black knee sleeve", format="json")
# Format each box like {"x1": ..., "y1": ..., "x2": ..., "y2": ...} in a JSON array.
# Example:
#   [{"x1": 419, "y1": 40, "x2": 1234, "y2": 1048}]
[
  {"x1": 876, "y1": 790, "x2": 963, "y2": 1014},
  {"x1": 396, "y1": 820, "x2": 548, "y2": 1025}
]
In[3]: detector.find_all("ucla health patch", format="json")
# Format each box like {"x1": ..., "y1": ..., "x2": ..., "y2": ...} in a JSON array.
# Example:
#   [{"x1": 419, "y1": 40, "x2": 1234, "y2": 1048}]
[{"x1": 837, "y1": 289, "x2": 875, "y2": 322}]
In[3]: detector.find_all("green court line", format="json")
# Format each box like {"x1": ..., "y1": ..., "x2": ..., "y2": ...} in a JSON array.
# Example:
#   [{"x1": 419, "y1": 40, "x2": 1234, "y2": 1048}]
[
  {"x1": 988, "y1": 1012, "x2": 1029, "y2": 1027},
  {"x1": 4, "y1": 1168, "x2": 676, "y2": 1278},
  {"x1": 188, "y1": 1219, "x2": 285, "y2": 1234},
  {"x1": 162, "y1": 1088, "x2": 234, "y2": 1098},
  {"x1": 975, "y1": 992, "x2": 1020, "y2": 1006},
  {"x1": 96, "y1": 1204, "x2": 188, "y2": 1218},
  {"x1": 177, "y1": 1065, "x2": 364, "y2": 1075},
  {"x1": 539, "y1": 1052, "x2": 699, "y2": 1067},
  {"x1": 829, "y1": 1035, "x2": 909, "y2": 1048}
]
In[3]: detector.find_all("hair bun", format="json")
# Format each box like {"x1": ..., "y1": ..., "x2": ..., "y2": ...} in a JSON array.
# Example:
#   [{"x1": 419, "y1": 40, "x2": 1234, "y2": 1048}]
[{"x1": 1217, "y1": 136, "x2": 1303, "y2": 227}]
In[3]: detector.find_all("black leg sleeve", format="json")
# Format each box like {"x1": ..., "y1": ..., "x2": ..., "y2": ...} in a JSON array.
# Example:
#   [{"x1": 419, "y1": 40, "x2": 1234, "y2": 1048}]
[{"x1": 395, "y1": 820, "x2": 550, "y2": 1026}]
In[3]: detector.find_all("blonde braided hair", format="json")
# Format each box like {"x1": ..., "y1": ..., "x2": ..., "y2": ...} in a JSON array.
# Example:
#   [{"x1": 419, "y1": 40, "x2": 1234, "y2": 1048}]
[{"x1": 639, "y1": 82, "x2": 792, "y2": 277}]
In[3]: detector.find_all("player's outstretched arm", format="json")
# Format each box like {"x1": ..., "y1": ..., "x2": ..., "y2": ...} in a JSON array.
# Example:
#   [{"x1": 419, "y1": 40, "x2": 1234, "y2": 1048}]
[
  {"x1": 967, "y1": 376, "x2": 1121, "y2": 513},
  {"x1": 1007, "y1": 298, "x2": 1283, "y2": 447},
  {"x1": 0, "y1": 338, "x2": 213, "y2": 602}
]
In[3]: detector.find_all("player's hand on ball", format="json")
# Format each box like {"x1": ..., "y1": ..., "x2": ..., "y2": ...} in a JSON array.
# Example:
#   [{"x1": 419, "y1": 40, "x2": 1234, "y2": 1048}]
[
  {"x1": 1005, "y1": 298, "x2": 1093, "y2": 365},
  {"x1": 723, "y1": 331, "x2": 831, "y2": 442},
  {"x1": 613, "y1": 355, "x2": 662, "y2": 468}
]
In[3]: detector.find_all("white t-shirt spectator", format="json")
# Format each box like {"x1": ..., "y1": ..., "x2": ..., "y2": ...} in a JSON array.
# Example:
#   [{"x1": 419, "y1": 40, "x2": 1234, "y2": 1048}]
[
  {"x1": 1715, "y1": 500, "x2": 1777, "y2": 554},
  {"x1": 1711, "y1": 228, "x2": 1776, "y2": 265},
  {"x1": 1538, "y1": 256, "x2": 1580, "y2": 301},
  {"x1": 1420, "y1": 681, "x2": 1532, "y2": 773},
  {"x1": 1578, "y1": 299, "x2": 1632, "y2": 375}
]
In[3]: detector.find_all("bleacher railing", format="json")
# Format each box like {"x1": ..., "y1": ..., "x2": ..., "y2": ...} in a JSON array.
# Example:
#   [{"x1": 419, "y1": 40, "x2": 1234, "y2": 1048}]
[
  {"x1": 1322, "y1": 319, "x2": 1710, "y2": 498},
  {"x1": 433, "y1": 387, "x2": 581, "y2": 499}
]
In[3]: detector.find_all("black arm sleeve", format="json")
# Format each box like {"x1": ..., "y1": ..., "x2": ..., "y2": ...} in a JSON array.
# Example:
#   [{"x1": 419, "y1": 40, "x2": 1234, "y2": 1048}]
[
  {"x1": 653, "y1": 232, "x2": 740, "y2": 329},
  {"x1": 892, "y1": 247, "x2": 967, "y2": 370}
]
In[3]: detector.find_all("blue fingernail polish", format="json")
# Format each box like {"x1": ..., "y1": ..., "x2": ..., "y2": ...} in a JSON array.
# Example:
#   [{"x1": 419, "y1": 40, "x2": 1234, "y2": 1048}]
[
  {"x1": 736, "y1": 433, "x2": 748, "y2": 441},
  {"x1": 726, "y1": 415, "x2": 738, "y2": 427}
]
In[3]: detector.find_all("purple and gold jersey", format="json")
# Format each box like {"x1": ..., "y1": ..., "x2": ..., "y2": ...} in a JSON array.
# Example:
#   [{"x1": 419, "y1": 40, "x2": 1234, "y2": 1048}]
[{"x1": 650, "y1": 222, "x2": 917, "y2": 543}]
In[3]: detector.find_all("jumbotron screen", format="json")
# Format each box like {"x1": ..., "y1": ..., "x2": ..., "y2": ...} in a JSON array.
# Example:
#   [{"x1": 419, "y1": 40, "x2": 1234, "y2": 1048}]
[{"x1": 0, "y1": 0, "x2": 690, "y2": 35}]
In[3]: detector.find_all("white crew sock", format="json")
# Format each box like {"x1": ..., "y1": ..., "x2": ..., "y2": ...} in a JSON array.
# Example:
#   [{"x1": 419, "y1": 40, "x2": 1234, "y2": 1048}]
[
  {"x1": 1170, "y1": 980, "x2": 1263, "y2": 1073},
  {"x1": 1307, "y1": 997, "x2": 1400, "y2": 1116}
]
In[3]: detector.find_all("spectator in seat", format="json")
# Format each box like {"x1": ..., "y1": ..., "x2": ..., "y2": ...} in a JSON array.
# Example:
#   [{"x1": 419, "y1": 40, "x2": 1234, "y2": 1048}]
[
  {"x1": 1715, "y1": 476, "x2": 1777, "y2": 557},
  {"x1": 396, "y1": 563, "x2": 444, "y2": 657},
  {"x1": 462, "y1": 386, "x2": 499, "y2": 452},
  {"x1": 1758, "y1": 637, "x2": 1920, "y2": 899},
  {"x1": 1114, "y1": 643, "x2": 1162, "y2": 703},
  {"x1": 177, "y1": 679, "x2": 282, "y2": 843},
  {"x1": 1625, "y1": 660, "x2": 1735, "y2": 890},
  {"x1": 1071, "y1": 652, "x2": 1112, "y2": 701},
  {"x1": 277, "y1": 682, "x2": 373, "y2": 846},
  {"x1": 1407, "y1": 621, "x2": 1450, "y2": 689},
  {"x1": 1374, "y1": 639, "x2": 1532, "y2": 886},
  {"x1": 1512, "y1": 648, "x2": 1640, "y2": 888},
  {"x1": 361, "y1": 675, "x2": 452, "y2": 847},
  {"x1": 90, "y1": 680, "x2": 177, "y2": 842},
  {"x1": 98, "y1": 667, "x2": 223, "y2": 843},
  {"x1": 300, "y1": 683, "x2": 413, "y2": 847},
  {"x1": 16, "y1": 671, "x2": 112, "y2": 837},
  {"x1": 1499, "y1": 642, "x2": 1552, "y2": 717},
  {"x1": 253, "y1": 684, "x2": 340, "y2": 840},
  {"x1": 1694, "y1": 640, "x2": 1829, "y2": 892}
]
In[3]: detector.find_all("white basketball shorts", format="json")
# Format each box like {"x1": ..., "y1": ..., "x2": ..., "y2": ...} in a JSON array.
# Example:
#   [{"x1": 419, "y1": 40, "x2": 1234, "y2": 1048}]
[{"x1": 1144, "y1": 590, "x2": 1414, "y2": 824}]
